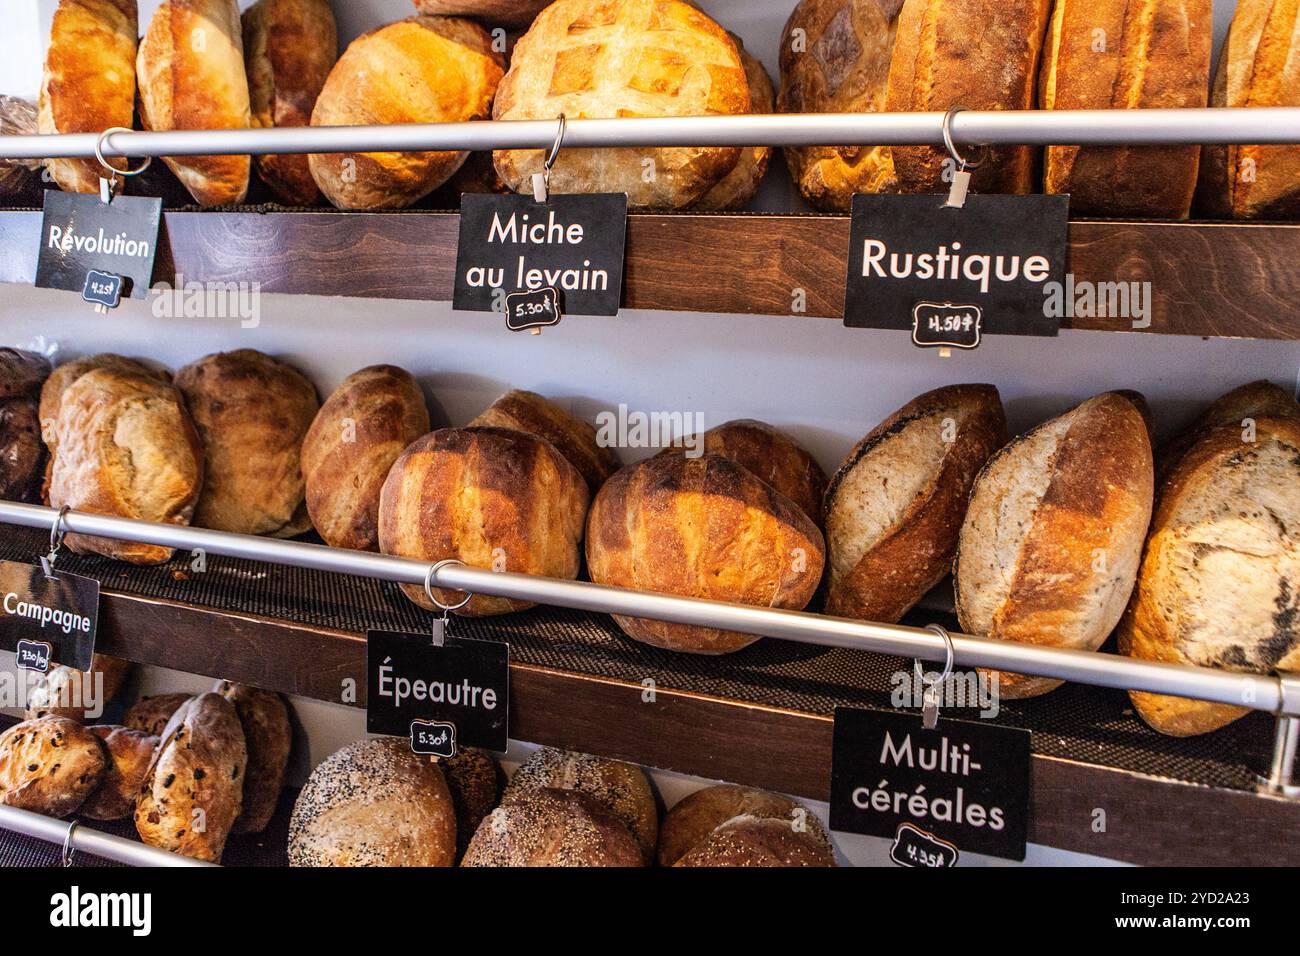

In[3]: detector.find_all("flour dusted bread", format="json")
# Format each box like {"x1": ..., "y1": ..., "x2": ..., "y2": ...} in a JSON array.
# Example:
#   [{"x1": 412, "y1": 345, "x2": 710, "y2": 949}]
[
  {"x1": 492, "y1": 0, "x2": 751, "y2": 209},
  {"x1": 826, "y1": 385, "x2": 1005, "y2": 624},
  {"x1": 1159, "y1": 380, "x2": 1300, "y2": 478},
  {"x1": 175, "y1": 349, "x2": 319, "y2": 537},
  {"x1": 412, "y1": 0, "x2": 551, "y2": 28},
  {"x1": 39, "y1": 354, "x2": 169, "y2": 457},
  {"x1": 659, "y1": 784, "x2": 835, "y2": 867},
  {"x1": 24, "y1": 654, "x2": 133, "y2": 722},
  {"x1": 0, "y1": 717, "x2": 106, "y2": 818},
  {"x1": 955, "y1": 392, "x2": 1154, "y2": 698},
  {"x1": 1120, "y1": 418, "x2": 1300, "y2": 736},
  {"x1": 470, "y1": 389, "x2": 619, "y2": 492},
  {"x1": 887, "y1": 0, "x2": 1052, "y2": 194},
  {"x1": 302, "y1": 365, "x2": 429, "y2": 551},
  {"x1": 81, "y1": 725, "x2": 158, "y2": 821},
  {"x1": 310, "y1": 16, "x2": 503, "y2": 210},
  {"x1": 1040, "y1": 0, "x2": 1211, "y2": 218},
  {"x1": 242, "y1": 0, "x2": 338, "y2": 205},
  {"x1": 38, "y1": 1, "x2": 138, "y2": 195},
  {"x1": 0, "y1": 348, "x2": 50, "y2": 504},
  {"x1": 463, "y1": 787, "x2": 645, "y2": 867},
  {"x1": 586, "y1": 452, "x2": 825, "y2": 654},
  {"x1": 214, "y1": 681, "x2": 291, "y2": 834},
  {"x1": 695, "y1": 35, "x2": 773, "y2": 211},
  {"x1": 778, "y1": 0, "x2": 901, "y2": 211},
  {"x1": 137, "y1": 0, "x2": 251, "y2": 206},
  {"x1": 378, "y1": 426, "x2": 589, "y2": 617},
  {"x1": 288, "y1": 737, "x2": 457, "y2": 866},
  {"x1": 49, "y1": 368, "x2": 203, "y2": 564}
]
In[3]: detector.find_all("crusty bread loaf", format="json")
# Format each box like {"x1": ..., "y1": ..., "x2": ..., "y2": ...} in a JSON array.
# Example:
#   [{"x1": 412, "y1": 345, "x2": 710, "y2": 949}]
[
  {"x1": 378, "y1": 426, "x2": 590, "y2": 617},
  {"x1": 49, "y1": 368, "x2": 204, "y2": 565},
  {"x1": 1, "y1": 399, "x2": 45, "y2": 503},
  {"x1": 24, "y1": 654, "x2": 133, "y2": 722},
  {"x1": 1197, "y1": 0, "x2": 1300, "y2": 219},
  {"x1": 1040, "y1": 0, "x2": 1211, "y2": 218},
  {"x1": 0, "y1": 348, "x2": 51, "y2": 401},
  {"x1": 412, "y1": 0, "x2": 551, "y2": 28},
  {"x1": 242, "y1": 0, "x2": 338, "y2": 205},
  {"x1": 887, "y1": 0, "x2": 1052, "y2": 194},
  {"x1": 0, "y1": 717, "x2": 106, "y2": 818},
  {"x1": 39, "y1": 354, "x2": 169, "y2": 456},
  {"x1": 39, "y1": 0, "x2": 138, "y2": 195},
  {"x1": 690, "y1": 419, "x2": 829, "y2": 526},
  {"x1": 214, "y1": 681, "x2": 291, "y2": 834},
  {"x1": 503, "y1": 748, "x2": 657, "y2": 862},
  {"x1": 1159, "y1": 380, "x2": 1299, "y2": 479},
  {"x1": 81, "y1": 725, "x2": 158, "y2": 821},
  {"x1": 492, "y1": 0, "x2": 750, "y2": 209},
  {"x1": 135, "y1": 693, "x2": 247, "y2": 863},
  {"x1": 310, "y1": 16, "x2": 503, "y2": 210},
  {"x1": 955, "y1": 393, "x2": 1154, "y2": 698},
  {"x1": 301, "y1": 365, "x2": 430, "y2": 551},
  {"x1": 695, "y1": 35, "x2": 773, "y2": 211},
  {"x1": 1120, "y1": 418, "x2": 1300, "y2": 735},
  {"x1": 124, "y1": 693, "x2": 193, "y2": 737},
  {"x1": 470, "y1": 389, "x2": 619, "y2": 492},
  {"x1": 658, "y1": 784, "x2": 835, "y2": 867},
  {"x1": 778, "y1": 0, "x2": 901, "y2": 211},
  {"x1": 440, "y1": 747, "x2": 501, "y2": 859},
  {"x1": 462, "y1": 786, "x2": 645, "y2": 867},
  {"x1": 825, "y1": 385, "x2": 1005, "y2": 624},
  {"x1": 175, "y1": 349, "x2": 319, "y2": 538},
  {"x1": 288, "y1": 737, "x2": 457, "y2": 866},
  {"x1": 137, "y1": 0, "x2": 252, "y2": 206},
  {"x1": 586, "y1": 452, "x2": 825, "y2": 654}
]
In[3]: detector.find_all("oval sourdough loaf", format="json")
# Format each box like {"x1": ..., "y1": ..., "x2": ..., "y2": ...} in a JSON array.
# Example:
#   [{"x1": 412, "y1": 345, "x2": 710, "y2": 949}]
[
  {"x1": 689, "y1": 419, "x2": 829, "y2": 526},
  {"x1": 470, "y1": 389, "x2": 619, "y2": 493},
  {"x1": 658, "y1": 784, "x2": 835, "y2": 867},
  {"x1": 695, "y1": 34, "x2": 774, "y2": 211},
  {"x1": 954, "y1": 392, "x2": 1154, "y2": 698},
  {"x1": 0, "y1": 717, "x2": 106, "y2": 818},
  {"x1": 81, "y1": 725, "x2": 159, "y2": 821},
  {"x1": 462, "y1": 786, "x2": 645, "y2": 867},
  {"x1": 1158, "y1": 380, "x2": 1299, "y2": 480},
  {"x1": 124, "y1": 693, "x2": 193, "y2": 737},
  {"x1": 214, "y1": 681, "x2": 292, "y2": 834}
]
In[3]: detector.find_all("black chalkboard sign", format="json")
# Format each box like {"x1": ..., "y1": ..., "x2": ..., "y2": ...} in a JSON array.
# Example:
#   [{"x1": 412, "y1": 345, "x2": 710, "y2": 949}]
[
  {"x1": 0, "y1": 559, "x2": 99, "y2": 671},
  {"x1": 35, "y1": 190, "x2": 161, "y2": 301}
]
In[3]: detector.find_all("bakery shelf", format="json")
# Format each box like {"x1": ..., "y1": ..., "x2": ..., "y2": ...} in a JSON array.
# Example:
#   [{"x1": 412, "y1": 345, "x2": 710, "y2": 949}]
[
  {"x1": 2, "y1": 208, "x2": 1299, "y2": 340},
  {"x1": 2, "y1": 525, "x2": 1295, "y2": 867}
]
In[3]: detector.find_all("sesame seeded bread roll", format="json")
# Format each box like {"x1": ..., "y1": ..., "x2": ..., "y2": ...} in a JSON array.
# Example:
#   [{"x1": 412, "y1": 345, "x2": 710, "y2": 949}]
[
  {"x1": 659, "y1": 784, "x2": 835, "y2": 867},
  {"x1": 462, "y1": 787, "x2": 645, "y2": 867}
]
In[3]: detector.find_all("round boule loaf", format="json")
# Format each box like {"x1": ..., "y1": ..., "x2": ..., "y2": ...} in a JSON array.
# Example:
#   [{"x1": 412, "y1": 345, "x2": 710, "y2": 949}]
[
  {"x1": 695, "y1": 35, "x2": 774, "y2": 211},
  {"x1": 675, "y1": 814, "x2": 838, "y2": 867},
  {"x1": 686, "y1": 419, "x2": 828, "y2": 526},
  {"x1": 658, "y1": 783, "x2": 834, "y2": 867},
  {"x1": 441, "y1": 747, "x2": 501, "y2": 859},
  {"x1": 462, "y1": 787, "x2": 645, "y2": 867},
  {"x1": 470, "y1": 389, "x2": 619, "y2": 493},
  {"x1": 0, "y1": 716, "x2": 106, "y2": 818}
]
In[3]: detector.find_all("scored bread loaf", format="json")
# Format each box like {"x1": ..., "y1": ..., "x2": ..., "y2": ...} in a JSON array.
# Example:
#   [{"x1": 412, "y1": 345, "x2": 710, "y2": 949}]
[
  {"x1": 440, "y1": 747, "x2": 501, "y2": 860},
  {"x1": 1158, "y1": 380, "x2": 1300, "y2": 479},
  {"x1": 695, "y1": 35, "x2": 774, "y2": 211},
  {"x1": 175, "y1": 349, "x2": 319, "y2": 538},
  {"x1": 137, "y1": 0, "x2": 252, "y2": 206},
  {"x1": 39, "y1": 0, "x2": 138, "y2": 195},
  {"x1": 1040, "y1": 0, "x2": 1211, "y2": 218},
  {"x1": 683, "y1": 419, "x2": 828, "y2": 526},
  {"x1": 778, "y1": 0, "x2": 902, "y2": 211},
  {"x1": 954, "y1": 392, "x2": 1154, "y2": 698},
  {"x1": 214, "y1": 681, "x2": 291, "y2": 834},
  {"x1": 301, "y1": 365, "x2": 430, "y2": 551},
  {"x1": 288, "y1": 737, "x2": 457, "y2": 866},
  {"x1": 124, "y1": 693, "x2": 193, "y2": 737},
  {"x1": 887, "y1": 0, "x2": 1052, "y2": 194},
  {"x1": 0, "y1": 717, "x2": 106, "y2": 818},
  {"x1": 309, "y1": 16, "x2": 503, "y2": 210},
  {"x1": 1120, "y1": 418, "x2": 1300, "y2": 736},
  {"x1": 492, "y1": 0, "x2": 751, "y2": 209},
  {"x1": 49, "y1": 368, "x2": 204, "y2": 565},
  {"x1": 24, "y1": 654, "x2": 133, "y2": 722},
  {"x1": 462, "y1": 787, "x2": 645, "y2": 867},
  {"x1": 81, "y1": 726, "x2": 159, "y2": 821},
  {"x1": 825, "y1": 385, "x2": 1006, "y2": 624},
  {"x1": 586, "y1": 452, "x2": 825, "y2": 654},
  {"x1": 242, "y1": 0, "x2": 338, "y2": 205},
  {"x1": 412, "y1": 0, "x2": 551, "y2": 29},
  {"x1": 658, "y1": 784, "x2": 835, "y2": 867},
  {"x1": 470, "y1": 389, "x2": 619, "y2": 492},
  {"x1": 378, "y1": 426, "x2": 590, "y2": 617}
]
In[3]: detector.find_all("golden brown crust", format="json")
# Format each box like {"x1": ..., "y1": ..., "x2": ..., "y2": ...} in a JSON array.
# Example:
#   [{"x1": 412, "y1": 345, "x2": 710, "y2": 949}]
[
  {"x1": 378, "y1": 426, "x2": 590, "y2": 617},
  {"x1": 39, "y1": 354, "x2": 169, "y2": 456},
  {"x1": 135, "y1": 693, "x2": 247, "y2": 863},
  {"x1": 825, "y1": 384, "x2": 1006, "y2": 624},
  {"x1": 586, "y1": 452, "x2": 825, "y2": 654},
  {"x1": 242, "y1": 0, "x2": 338, "y2": 205},
  {"x1": 24, "y1": 654, "x2": 133, "y2": 722},
  {"x1": 695, "y1": 36, "x2": 774, "y2": 211},
  {"x1": 310, "y1": 16, "x2": 503, "y2": 210},
  {"x1": 175, "y1": 349, "x2": 319, "y2": 537},
  {"x1": 124, "y1": 693, "x2": 193, "y2": 737},
  {"x1": 1041, "y1": 0, "x2": 1211, "y2": 217},
  {"x1": 675, "y1": 816, "x2": 838, "y2": 867},
  {"x1": 1158, "y1": 379, "x2": 1299, "y2": 479},
  {"x1": 492, "y1": 0, "x2": 750, "y2": 209},
  {"x1": 693, "y1": 419, "x2": 828, "y2": 525},
  {"x1": 462, "y1": 787, "x2": 645, "y2": 867},
  {"x1": 412, "y1": 0, "x2": 551, "y2": 29},
  {"x1": 137, "y1": 0, "x2": 251, "y2": 206},
  {"x1": 302, "y1": 365, "x2": 430, "y2": 551},
  {"x1": 470, "y1": 389, "x2": 619, "y2": 492},
  {"x1": 214, "y1": 681, "x2": 291, "y2": 834},
  {"x1": 440, "y1": 747, "x2": 501, "y2": 859},
  {"x1": 658, "y1": 784, "x2": 834, "y2": 866},
  {"x1": 81, "y1": 725, "x2": 159, "y2": 821},
  {"x1": 0, "y1": 717, "x2": 106, "y2": 818}
]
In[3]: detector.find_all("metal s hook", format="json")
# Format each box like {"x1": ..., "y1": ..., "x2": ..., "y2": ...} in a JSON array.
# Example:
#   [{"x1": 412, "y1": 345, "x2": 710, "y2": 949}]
[
  {"x1": 423, "y1": 559, "x2": 473, "y2": 646},
  {"x1": 40, "y1": 505, "x2": 71, "y2": 578},
  {"x1": 532, "y1": 113, "x2": 566, "y2": 203},
  {"x1": 93, "y1": 127, "x2": 151, "y2": 203},
  {"x1": 915, "y1": 623, "x2": 956, "y2": 730}
]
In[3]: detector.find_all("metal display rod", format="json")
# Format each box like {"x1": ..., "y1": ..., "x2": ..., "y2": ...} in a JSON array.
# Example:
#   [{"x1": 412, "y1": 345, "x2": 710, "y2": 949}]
[
  {"x1": 0, "y1": 805, "x2": 216, "y2": 868},
  {"x1": 0, "y1": 108, "x2": 1298, "y2": 161},
  {"x1": 1, "y1": 501, "x2": 1294, "y2": 718}
]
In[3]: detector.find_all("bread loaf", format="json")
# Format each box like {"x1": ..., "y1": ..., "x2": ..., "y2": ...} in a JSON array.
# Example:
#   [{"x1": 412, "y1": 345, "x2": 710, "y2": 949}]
[
  {"x1": 825, "y1": 385, "x2": 1005, "y2": 624},
  {"x1": 887, "y1": 0, "x2": 1052, "y2": 194},
  {"x1": 39, "y1": 353, "x2": 169, "y2": 457},
  {"x1": 504, "y1": 748, "x2": 657, "y2": 862},
  {"x1": 81, "y1": 725, "x2": 158, "y2": 821},
  {"x1": 1159, "y1": 380, "x2": 1299, "y2": 479},
  {"x1": 586, "y1": 452, "x2": 825, "y2": 654},
  {"x1": 301, "y1": 365, "x2": 430, "y2": 551},
  {"x1": 175, "y1": 349, "x2": 319, "y2": 537},
  {"x1": 310, "y1": 16, "x2": 503, "y2": 210},
  {"x1": 24, "y1": 654, "x2": 133, "y2": 722},
  {"x1": 695, "y1": 35, "x2": 773, "y2": 211},
  {"x1": 378, "y1": 426, "x2": 589, "y2": 617},
  {"x1": 48, "y1": 368, "x2": 204, "y2": 564},
  {"x1": 242, "y1": 0, "x2": 338, "y2": 205},
  {"x1": 412, "y1": 0, "x2": 551, "y2": 29},
  {"x1": 676, "y1": 815, "x2": 839, "y2": 866},
  {"x1": 214, "y1": 681, "x2": 291, "y2": 834},
  {"x1": 689, "y1": 419, "x2": 829, "y2": 526},
  {"x1": 954, "y1": 392, "x2": 1154, "y2": 698},
  {"x1": 470, "y1": 389, "x2": 619, "y2": 492},
  {"x1": 1040, "y1": 0, "x2": 1211, "y2": 218},
  {"x1": 0, "y1": 348, "x2": 51, "y2": 401},
  {"x1": 39, "y1": 0, "x2": 138, "y2": 195},
  {"x1": 0, "y1": 717, "x2": 105, "y2": 818},
  {"x1": 0, "y1": 399, "x2": 46, "y2": 503},
  {"x1": 658, "y1": 783, "x2": 835, "y2": 867},
  {"x1": 462, "y1": 787, "x2": 645, "y2": 866},
  {"x1": 778, "y1": 0, "x2": 901, "y2": 211},
  {"x1": 1120, "y1": 418, "x2": 1300, "y2": 735},
  {"x1": 124, "y1": 693, "x2": 193, "y2": 737},
  {"x1": 288, "y1": 737, "x2": 457, "y2": 866},
  {"x1": 441, "y1": 747, "x2": 501, "y2": 859},
  {"x1": 1197, "y1": 0, "x2": 1300, "y2": 219},
  {"x1": 137, "y1": 0, "x2": 252, "y2": 206},
  {"x1": 492, "y1": 0, "x2": 751, "y2": 209},
  {"x1": 135, "y1": 693, "x2": 247, "y2": 863}
]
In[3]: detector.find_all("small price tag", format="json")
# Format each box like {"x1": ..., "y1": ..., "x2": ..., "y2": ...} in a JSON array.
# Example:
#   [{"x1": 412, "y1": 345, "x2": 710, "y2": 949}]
[
  {"x1": 912, "y1": 302, "x2": 982, "y2": 350},
  {"x1": 505, "y1": 287, "x2": 562, "y2": 332},
  {"x1": 0, "y1": 559, "x2": 99, "y2": 671},
  {"x1": 35, "y1": 190, "x2": 161, "y2": 301},
  {"x1": 890, "y1": 823, "x2": 959, "y2": 868},
  {"x1": 410, "y1": 719, "x2": 458, "y2": 759},
  {"x1": 14, "y1": 639, "x2": 53, "y2": 674},
  {"x1": 82, "y1": 269, "x2": 123, "y2": 309}
]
